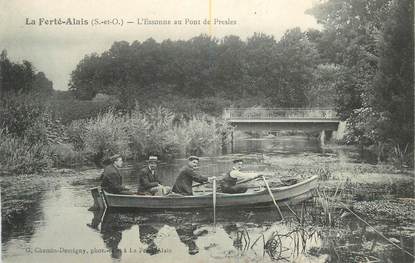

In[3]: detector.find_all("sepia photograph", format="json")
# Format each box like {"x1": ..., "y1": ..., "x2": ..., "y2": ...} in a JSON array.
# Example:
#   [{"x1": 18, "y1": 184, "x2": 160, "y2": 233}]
[{"x1": 0, "y1": 0, "x2": 414, "y2": 262}]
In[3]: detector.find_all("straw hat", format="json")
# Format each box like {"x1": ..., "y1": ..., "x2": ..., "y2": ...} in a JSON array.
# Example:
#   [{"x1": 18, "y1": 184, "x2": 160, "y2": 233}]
[{"x1": 146, "y1": 156, "x2": 159, "y2": 163}]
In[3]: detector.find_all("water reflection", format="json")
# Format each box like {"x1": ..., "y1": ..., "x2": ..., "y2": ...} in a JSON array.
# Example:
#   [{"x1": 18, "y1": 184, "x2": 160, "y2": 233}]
[
  {"x1": 234, "y1": 135, "x2": 322, "y2": 154},
  {"x1": 175, "y1": 224, "x2": 205, "y2": 255},
  {"x1": 86, "y1": 205, "x2": 324, "y2": 261},
  {"x1": 85, "y1": 199, "x2": 414, "y2": 263},
  {"x1": 101, "y1": 213, "x2": 124, "y2": 259}
]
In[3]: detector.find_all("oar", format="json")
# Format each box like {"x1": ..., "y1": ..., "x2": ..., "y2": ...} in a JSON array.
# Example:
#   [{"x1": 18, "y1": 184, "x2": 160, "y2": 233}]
[
  {"x1": 262, "y1": 176, "x2": 284, "y2": 221},
  {"x1": 235, "y1": 174, "x2": 263, "y2": 185},
  {"x1": 212, "y1": 177, "x2": 216, "y2": 230},
  {"x1": 193, "y1": 174, "x2": 262, "y2": 188}
]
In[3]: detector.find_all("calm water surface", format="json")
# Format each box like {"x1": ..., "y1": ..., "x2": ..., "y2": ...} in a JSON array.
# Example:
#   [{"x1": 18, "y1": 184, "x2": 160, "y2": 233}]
[{"x1": 2, "y1": 136, "x2": 414, "y2": 263}]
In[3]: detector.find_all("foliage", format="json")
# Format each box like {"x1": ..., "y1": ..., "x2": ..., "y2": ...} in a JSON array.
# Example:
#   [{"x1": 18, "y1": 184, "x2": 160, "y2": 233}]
[
  {"x1": 131, "y1": 106, "x2": 179, "y2": 159},
  {"x1": 0, "y1": 95, "x2": 44, "y2": 137},
  {"x1": 66, "y1": 119, "x2": 87, "y2": 151},
  {"x1": 49, "y1": 143, "x2": 85, "y2": 168},
  {"x1": 306, "y1": 64, "x2": 340, "y2": 107},
  {"x1": 0, "y1": 50, "x2": 53, "y2": 97},
  {"x1": 308, "y1": 0, "x2": 413, "y2": 158},
  {"x1": 344, "y1": 107, "x2": 385, "y2": 147},
  {"x1": 182, "y1": 116, "x2": 221, "y2": 156},
  {"x1": 47, "y1": 97, "x2": 118, "y2": 124},
  {"x1": 307, "y1": 0, "x2": 392, "y2": 119},
  {"x1": 82, "y1": 110, "x2": 130, "y2": 166},
  {"x1": 371, "y1": 0, "x2": 414, "y2": 151},
  {"x1": 0, "y1": 129, "x2": 52, "y2": 174},
  {"x1": 66, "y1": 106, "x2": 232, "y2": 164},
  {"x1": 69, "y1": 32, "x2": 321, "y2": 111},
  {"x1": 389, "y1": 144, "x2": 413, "y2": 168}
]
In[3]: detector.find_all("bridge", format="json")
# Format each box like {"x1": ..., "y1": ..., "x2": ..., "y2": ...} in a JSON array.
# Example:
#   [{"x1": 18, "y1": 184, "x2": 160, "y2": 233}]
[{"x1": 223, "y1": 108, "x2": 340, "y2": 132}]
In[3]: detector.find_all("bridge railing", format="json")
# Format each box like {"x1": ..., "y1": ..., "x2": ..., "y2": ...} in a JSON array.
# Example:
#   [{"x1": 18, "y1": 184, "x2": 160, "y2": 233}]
[{"x1": 224, "y1": 108, "x2": 338, "y2": 120}]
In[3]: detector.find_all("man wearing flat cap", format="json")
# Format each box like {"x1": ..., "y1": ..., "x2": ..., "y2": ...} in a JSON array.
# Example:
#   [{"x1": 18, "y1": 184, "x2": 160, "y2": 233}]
[
  {"x1": 219, "y1": 159, "x2": 260, "y2": 194},
  {"x1": 172, "y1": 156, "x2": 209, "y2": 196},
  {"x1": 101, "y1": 154, "x2": 132, "y2": 194},
  {"x1": 137, "y1": 156, "x2": 171, "y2": 196}
]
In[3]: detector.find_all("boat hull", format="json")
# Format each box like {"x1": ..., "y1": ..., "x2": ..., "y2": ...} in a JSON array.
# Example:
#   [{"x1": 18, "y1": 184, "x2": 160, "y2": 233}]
[{"x1": 97, "y1": 175, "x2": 318, "y2": 210}]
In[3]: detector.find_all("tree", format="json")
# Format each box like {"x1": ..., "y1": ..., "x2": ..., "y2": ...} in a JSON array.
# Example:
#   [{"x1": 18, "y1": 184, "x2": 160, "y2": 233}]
[
  {"x1": 307, "y1": 0, "x2": 392, "y2": 119},
  {"x1": 371, "y1": 0, "x2": 414, "y2": 150},
  {"x1": 0, "y1": 50, "x2": 53, "y2": 98}
]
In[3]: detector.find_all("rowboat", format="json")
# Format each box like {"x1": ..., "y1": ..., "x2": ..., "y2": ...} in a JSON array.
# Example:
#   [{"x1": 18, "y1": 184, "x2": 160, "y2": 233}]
[{"x1": 91, "y1": 175, "x2": 318, "y2": 210}]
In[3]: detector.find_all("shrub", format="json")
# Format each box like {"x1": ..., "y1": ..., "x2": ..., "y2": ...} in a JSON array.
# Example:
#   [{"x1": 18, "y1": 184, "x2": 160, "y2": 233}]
[
  {"x1": 68, "y1": 106, "x2": 233, "y2": 165},
  {"x1": 83, "y1": 110, "x2": 130, "y2": 165},
  {"x1": 66, "y1": 119, "x2": 87, "y2": 151},
  {"x1": 179, "y1": 114, "x2": 232, "y2": 156},
  {"x1": 0, "y1": 129, "x2": 52, "y2": 174},
  {"x1": 49, "y1": 143, "x2": 85, "y2": 168},
  {"x1": 137, "y1": 106, "x2": 181, "y2": 160},
  {"x1": 0, "y1": 95, "x2": 46, "y2": 138},
  {"x1": 127, "y1": 111, "x2": 150, "y2": 160}
]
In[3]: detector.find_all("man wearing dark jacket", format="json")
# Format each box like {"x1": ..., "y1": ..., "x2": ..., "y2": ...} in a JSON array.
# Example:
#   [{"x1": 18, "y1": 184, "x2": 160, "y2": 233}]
[
  {"x1": 101, "y1": 154, "x2": 132, "y2": 194},
  {"x1": 172, "y1": 156, "x2": 209, "y2": 196},
  {"x1": 137, "y1": 156, "x2": 170, "y2": 195}
]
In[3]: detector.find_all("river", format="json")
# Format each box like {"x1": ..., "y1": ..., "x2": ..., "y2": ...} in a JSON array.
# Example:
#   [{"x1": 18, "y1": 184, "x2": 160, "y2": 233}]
[{"x1": 2, "y1": 135, "x2": 414, "y2": 263}]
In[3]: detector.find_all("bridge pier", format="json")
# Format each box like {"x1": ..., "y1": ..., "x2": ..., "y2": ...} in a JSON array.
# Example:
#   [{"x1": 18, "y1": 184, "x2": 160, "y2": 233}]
[
  {"x1": 320, "y1": 130, "x2": 325, "y2": 146},
  {"x1": 221, "y1": 130, "x2": 234, "y2": 154},
  {"x1": 231, "y1": 130, "x2": 234, "y2": 153},
  {"x1": 320, "y1": 130, "x2": 333, "y2": 145}
]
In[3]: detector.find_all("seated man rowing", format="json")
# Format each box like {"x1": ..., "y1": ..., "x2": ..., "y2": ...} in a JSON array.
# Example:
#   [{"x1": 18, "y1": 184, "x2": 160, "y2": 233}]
[
  {"x1": 219, "y1": 159, "x2": 262, "y2": 194},
  {"x1": 137, "y1": 156, "x2": 171, "y2": 196},
  {"x1": 172, "y1": 156, "x2": 210, "y2": 196}
]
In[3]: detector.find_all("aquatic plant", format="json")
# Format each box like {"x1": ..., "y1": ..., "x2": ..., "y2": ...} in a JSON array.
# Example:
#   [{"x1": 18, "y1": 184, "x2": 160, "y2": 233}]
[
  {"x1": 315, "y1": 183, "x2": 345, "y2": 227},
  {"x1": 390, "y1": 143, "x2": 413, "y2": 168}
]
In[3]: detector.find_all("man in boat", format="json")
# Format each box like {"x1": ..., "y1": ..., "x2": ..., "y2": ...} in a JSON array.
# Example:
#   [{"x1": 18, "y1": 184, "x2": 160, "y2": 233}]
[
  {"x1": 101, "y1": 154, "x2": 133, "y2": 194},
  {"x1": 137, "y1": 156, "x2": 171, "y2": 196},
  {"x1": 219, "y1": 159, "x2": 261, "y2": 194},
  {"x1": 172, "y1": 156, "x2": 209, "y2": 196}
]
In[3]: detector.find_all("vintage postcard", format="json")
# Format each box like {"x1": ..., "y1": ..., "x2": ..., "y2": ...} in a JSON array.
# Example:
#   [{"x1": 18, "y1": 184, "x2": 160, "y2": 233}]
[{"x1": 1, "y1": 0, "x2": 414, "y2": 262}]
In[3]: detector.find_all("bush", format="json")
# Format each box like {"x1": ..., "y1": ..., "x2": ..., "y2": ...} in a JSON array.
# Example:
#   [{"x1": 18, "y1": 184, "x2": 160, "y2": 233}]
[
  {"x1": 83, "y1": 110, "x2": 130, "y2": 166},
  {"x1": 127, "y1": 111, "x2": 150, "y2": 160},
  {"x1": 0, "y1": 129, "x2": 52, "y2": 174},
  {"x1": 184, "y1": 117, "x2": 221, "y2": 156},
  {"x1": 49, "y1": 143, "x2": 85, "y2": 168},
  {"x1": 133, "y1": 107, "x2": 179, "y2": 159},
  {"x1": 66, "y1": 120, "x2": 87, "y2": 151},
  {"x1": 172, "y1": 114, "x2": 233, "y2": 157},
  {"x1": 0, "y1": 95, "x2": 46, "y2": 139},
  {"x1": 64, "y1": 106, "x2": 233, "y2": 165}
]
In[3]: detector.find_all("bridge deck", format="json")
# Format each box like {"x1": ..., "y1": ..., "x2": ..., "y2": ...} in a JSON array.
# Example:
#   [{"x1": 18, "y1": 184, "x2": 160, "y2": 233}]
[
  {"x1": 227, "y1": 119, "x2": 339, "y2": 123},
  {"x1": 224, "y1": 108, "x2": 340, "y2": 132}
]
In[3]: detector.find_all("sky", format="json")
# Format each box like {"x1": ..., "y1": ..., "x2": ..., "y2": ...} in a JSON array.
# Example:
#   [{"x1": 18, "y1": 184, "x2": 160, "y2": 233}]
[{"x1": 0, "y1": 0, "x2": 320, "y2": 91}]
